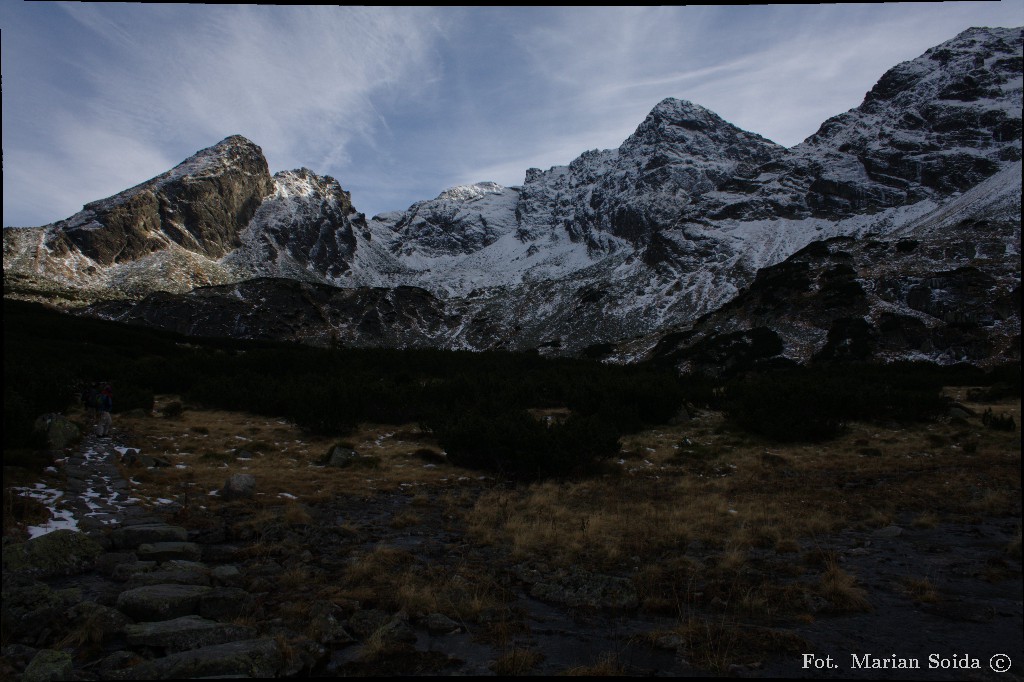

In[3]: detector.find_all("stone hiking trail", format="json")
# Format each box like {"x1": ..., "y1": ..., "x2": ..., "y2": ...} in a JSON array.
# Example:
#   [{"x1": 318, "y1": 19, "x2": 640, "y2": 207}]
[
  {"x1": 4, "y1": 430, "x2": 1023, "y2": 679},
  {"x1": 4, "y1": 431, "x2": 695, "y2": 678},
  {"x1": 4, "y1": 432, "x2": 315, "y2": 679}
]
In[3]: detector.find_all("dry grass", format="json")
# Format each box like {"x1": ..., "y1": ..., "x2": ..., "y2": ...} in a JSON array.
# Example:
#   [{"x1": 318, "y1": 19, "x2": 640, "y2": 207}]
[
  {"x1": 464, "y1": 395, "x2": 1020, "y2": 584},
  {"x1": 34, "y1": 389, "x2": 1013, "y2": 673},
  {"x1": 650, "y1": 619, "x2": 807, "y2": 672},
  {"x1": 491, "y1": 647, "x2": 544, "y2": 675},
  {"x1": 561, "y1": 652, "x2": 625, "y2": 676},
  {"x1": 112, "y1": 395, "x2": 458, "y2": 519},
  {"x1": 819, "y1": 557, "x2": 871, "y2": 612},
  {"x1": 901, "y1": 576, "x2": 940, "y2": 604}
]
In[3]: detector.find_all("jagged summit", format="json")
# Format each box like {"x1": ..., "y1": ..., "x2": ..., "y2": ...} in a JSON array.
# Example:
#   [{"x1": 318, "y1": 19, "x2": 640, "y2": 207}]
[
  {"x1": 3, "y1": 26, "x2": 1020, "y2": 366},
  {"x1": 49, "y1": 134, "x2": 274, "y2": 266}
]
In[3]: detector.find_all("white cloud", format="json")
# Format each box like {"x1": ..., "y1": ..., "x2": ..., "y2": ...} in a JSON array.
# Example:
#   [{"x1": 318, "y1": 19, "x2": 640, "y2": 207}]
[
  {"x1": 3, "y1": 5, "x2": 446, "y2": 225},
  {"x1": 3, "y1": 3, "x2": 1021, "y2": 225}
]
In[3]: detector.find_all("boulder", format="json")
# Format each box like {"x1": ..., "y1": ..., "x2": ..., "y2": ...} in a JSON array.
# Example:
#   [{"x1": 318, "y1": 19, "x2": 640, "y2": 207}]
[
  {"x1": 32, "y1": 414, "x2": 79, "y2": 451},
  {"x1": 210, "y1": 564, "x2": 244, "y2": 587},
  {"x1": 1, "y1": 578, "x2": 82, "y2": 646},
  {"x1": 221, "y1": 473, "x2": 256, "y2": 500},
  {"x1": 524, "y1": 566, "x2": 639, "y2": 611},
  {"x1": 2, "y1": 530, "x2": 103, "y2": 578},
  {"x1": 124, "y1": 615, "x2": 256, "y2": 652},
  {"x1": 22, "y1": 649, "x2": 73, "y2": 682},
  {"x1": 125, "y1": 568, "x2": 211, "y2": 589},
  {"x1": 110, "y1": 523, "x2": 188, "y2": 549},
  {"x1": 65, "y1": 601, "x2": 133, "y2": 639},
  {"x1": 198, "y1": 586, "x2": 257, "y2": 621},
  {"x1": 123, "y1": 638, "x2": 284, "y2": 679},
  {"x1": 136, "y1": 541, "x2": 203, "y2": 563},
  {"x1": 322, "y1": 445, "x2": 359, "y2": 467},
  {"x1": 111, "y1": 561, "x2": 158, "y2": 581},
  {"x1": 115, "y1": 584, "x2": 212, "y2": 621},
  {"x1": 424, "y1": 613, "x2": 462, "y2": 635}
]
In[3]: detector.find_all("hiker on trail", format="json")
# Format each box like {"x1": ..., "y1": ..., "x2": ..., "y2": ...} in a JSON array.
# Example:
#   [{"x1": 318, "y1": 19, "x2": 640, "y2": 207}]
[
  {"x1": 97, "y1": 384, "x2": 113, "y2": 437},
  {"x1": 84, "y1": 382, "x2": 100, "y2": 427}
]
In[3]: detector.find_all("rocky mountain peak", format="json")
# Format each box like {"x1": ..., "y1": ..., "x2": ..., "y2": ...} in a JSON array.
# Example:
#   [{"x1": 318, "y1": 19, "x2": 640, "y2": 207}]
[
  {"x1": 43, "y1": 135, "x2": 274, "y2": 266},
  {"x1": 624, "y1": 97, "x2": 784, "y2": 161},
  {"x1": 3, "y1": 26, "x2": 1019, "y2": 368}
]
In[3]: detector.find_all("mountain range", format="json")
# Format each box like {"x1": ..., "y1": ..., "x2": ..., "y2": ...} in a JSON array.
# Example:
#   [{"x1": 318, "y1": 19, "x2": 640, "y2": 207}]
[{"x1": 4, "y1": 26, "x2": 1020, "y2": 371}]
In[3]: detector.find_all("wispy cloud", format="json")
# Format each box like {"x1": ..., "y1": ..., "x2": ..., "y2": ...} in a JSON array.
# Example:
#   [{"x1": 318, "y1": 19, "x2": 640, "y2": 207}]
[
  {"x1": 3, "y1": 3, "x2": 1021, "y2": 226},
  {"x1": 3, "y1": 5, "x2": 446, "y2": 225}
]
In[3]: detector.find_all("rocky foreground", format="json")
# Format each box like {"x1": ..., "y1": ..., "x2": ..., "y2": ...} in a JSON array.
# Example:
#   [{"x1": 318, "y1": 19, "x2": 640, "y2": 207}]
[{"x1": 3, "y1": 399, "x2": 1022, "y2": 679}]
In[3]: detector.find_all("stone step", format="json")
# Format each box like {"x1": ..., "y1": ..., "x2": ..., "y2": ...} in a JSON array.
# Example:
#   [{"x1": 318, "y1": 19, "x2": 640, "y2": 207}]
[
  {"x1": 124, "y1": 638, "x2": 284, "y2": 679},
  {"x1": 125, "y1": 568, "x2": 212, "y2": 590},
  {"x1": 124, "y1": 615, "x2": 257, "y2": 653},
  {"x1": 111, "y1": 524, "x2": 189, "y2": 550},
  {"x1": 116, "y1": 583, "x2": 257, "y2": 623},
  {"x1": 137, "y1": 541, "x2": 202, "y2": 563},
  {"x1": 116, "y1": 584, "x2": 212, "y2": 621}
]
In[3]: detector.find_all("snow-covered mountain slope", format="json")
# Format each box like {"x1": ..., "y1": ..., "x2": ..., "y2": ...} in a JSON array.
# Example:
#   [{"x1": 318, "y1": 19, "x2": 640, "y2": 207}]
[
  {"x1": 631, "y1": 159, "x2": 1021, "y2": 372},
  {"x1": 3, "y1": 26, "x2": 1020, "y2": 366}
]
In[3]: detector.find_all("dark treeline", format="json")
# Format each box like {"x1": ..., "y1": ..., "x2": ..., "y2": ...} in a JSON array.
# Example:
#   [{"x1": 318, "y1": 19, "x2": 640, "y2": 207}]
[
  {"x1": 721, "y1": 362, "x2": 1019, "y2": 442},
  {"x1": 5, "y1": 300, "x2": 1018, "y2": 477},
  {"x1": 3, "y1": 300, "x2": 684, "y2": 479}
]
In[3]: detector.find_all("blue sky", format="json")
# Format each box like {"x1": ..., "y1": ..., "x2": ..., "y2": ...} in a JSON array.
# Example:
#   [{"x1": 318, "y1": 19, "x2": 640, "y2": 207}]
[{"x1": 2, "y1": 3, "x2": 1022, "y2": 228}]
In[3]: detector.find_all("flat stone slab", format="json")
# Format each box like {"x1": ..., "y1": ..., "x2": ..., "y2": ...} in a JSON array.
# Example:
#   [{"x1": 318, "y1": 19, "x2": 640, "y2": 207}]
[
  {"x1": 111, "y1": 524, "x2": 188, "y2": 549},
  {"x1": 116, "y1": 584, "x2": 212, "y2": 621},
  {"x1": 137, "y1": 541, "x2": 202, "y2": 563},
  {"x1": 125, "y1": 638, "x2": 283, "y2": 679},
  {"x1": 126, "y1": 569, "x2": 211, "y2": 590},
  {"x1": 125, "y1": 615, "x2": 257, "y2": 652},
  {"x1": 198, "y1": 586, "x2": 257, "y2": 621},
  {"x1": 112, "y1": 561, "x2": 159, "y2": 581}
]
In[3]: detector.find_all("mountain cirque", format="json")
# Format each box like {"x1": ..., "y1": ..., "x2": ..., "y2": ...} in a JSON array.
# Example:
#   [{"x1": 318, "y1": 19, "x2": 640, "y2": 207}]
[{"x1": 4, "y1": 26, "x2": 1021, "y2": 368}]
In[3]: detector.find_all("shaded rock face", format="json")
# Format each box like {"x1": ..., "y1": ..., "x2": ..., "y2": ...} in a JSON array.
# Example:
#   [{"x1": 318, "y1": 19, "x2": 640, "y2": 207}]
[
  {"x1": 652, "y1": 208, "x2": 1021, "y2": 374},
  {"x1": 50, "y1": 136, "x2": 274, "y2": 266},
  {"x1": 226, "y1": 169, "x2": 366, "y2": 282},
  {"x1": 375, "y1": 182, "x2": 520, "y2": 258},
  {"x1": 799, "y1": 26, "x2": 1022, "y2": 206},
  {"x1": 86, "y1": 277, "x2": 455, "y2": 350},
  {"x1": 517, "y1": 99, "x2": 788, "y2": 247}
]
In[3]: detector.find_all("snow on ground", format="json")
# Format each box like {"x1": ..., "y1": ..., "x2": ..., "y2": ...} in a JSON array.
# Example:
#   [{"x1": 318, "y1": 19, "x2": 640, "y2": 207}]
[{"x1": 11, "y1": 483, "x2": 78, "y2": 539}]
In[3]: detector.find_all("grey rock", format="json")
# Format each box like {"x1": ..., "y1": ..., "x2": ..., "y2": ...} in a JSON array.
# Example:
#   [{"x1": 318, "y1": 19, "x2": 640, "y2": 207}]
[
  {"x1": 95, "y1": 650, "x2": 142, "y2": 676},
  {"x1": 221, "y1": 473, "x2": 256, "y2": 500},
  {"x1": 871, "y1": 525, "x2": 905, "y2": 539},
  {"x1": 424, "y1": 612, "x2": 462, "y2": 635},
  {"x1": 112, "y1": 560, "x2": 158, "y2": 581},
  {"x1": 110, "y1": 523, "x2": 188, "y2": 550},
  {"x1": 136, "y1": 541, "x2": 202, "y2": 563},
  {"x1": 528, "y1": 568, "x2": 639, "y2": 610},
  {"x1": 125, "y1": 568, "x2": 211, "y2": 589},
  {"x1": 198, "y1": 586, "x2": 257, "y2": 621},
  {"x1": 210, "y1": 564, "x2": 244, "y2": 587},
  {"x1": 32, "y1": 414, "x2": 80, "y2": 451},
  {"x1": 322, "y1": 445, "x2": 359, "y2": 467},
  {"x1": 22, "y1": 648, "x2": 73, "y2": 682},
  {"x1": 115, "y1": 584, "x2": 212, "y2": 621},
  {"x1": 2, "y1": 529, "x2": 103, "y2": 578},
  {"x1": 123, "y1": 637, "x2": 283, "y2": 680},
  {"x1": 124, "y1": 615, "x2": 257, "y2": 652},
  {"x1": 346, "y1": 608, "x2": 391, "y2": 639},
  {"x1": 65, "y1": 601, "x2": 132, "y2": 638}
]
